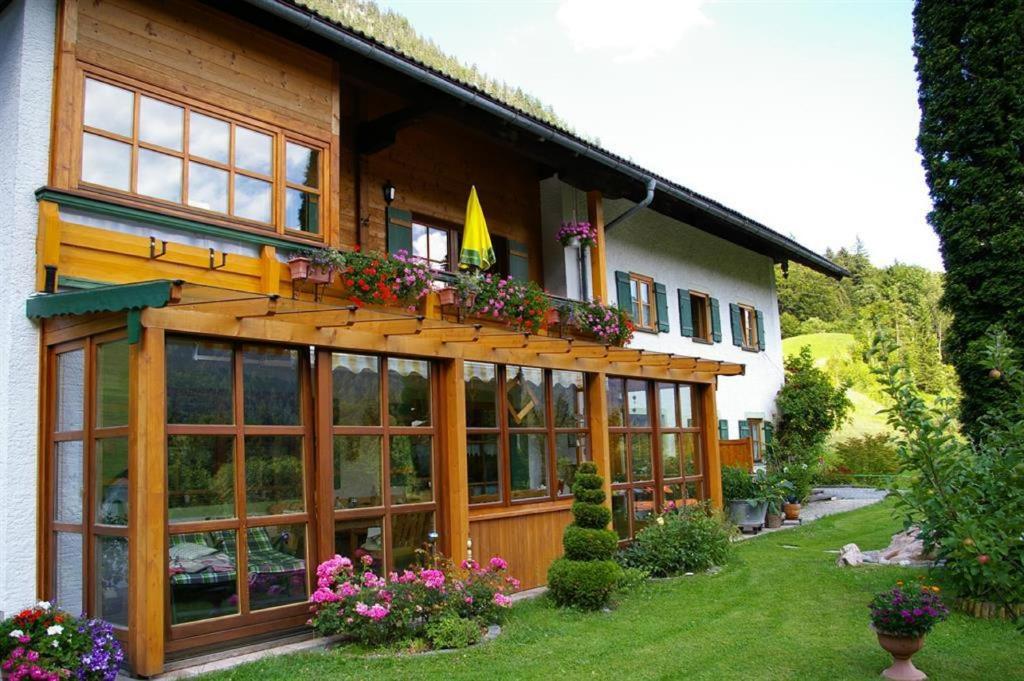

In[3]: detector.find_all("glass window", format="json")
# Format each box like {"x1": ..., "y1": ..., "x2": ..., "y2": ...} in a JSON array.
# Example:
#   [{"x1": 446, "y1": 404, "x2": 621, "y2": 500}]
[
  {"x1": 243, "y1": 346, "x2": 300, "y2": 425},
  {"x1": 245, "y1": 435, "x2": 305, "y2": 516},
  {"x1": 167, "y1": 435, "x2": 235, "y2": 522},
  {"x1": 467, "y1": 433, "x2": 500, "y2": 504},
  {"x1": 137, "y1": 148, "x2": 183, "y2": 203},
  {"x1": 95, "y1": 437, "x2": 128, "y2": 526},
  {"x1": 606, "y1": 377, "x2": 625, "y2": 427},
  {"x1": 506, "y1": 366, "x2": 545, "y2": 428},
  {"x1": 234, "y1": 126, "x2": 272, "y2": 175},
  {"x1": 166, "y1": 338, "x2": 233, "y2": 424},
  {"x1": 611, "y1": 490, "x2": 629, "y2": 540},
  {"x1": 391, "y1": 511, "x2": 433, "y2": 572},
  {"x1": 188, "y1": 163, "x2": 229, "y2": 213},
  {"x1": 57, "y1": 349, "x2": 85, "y2": 432},
  {"x1": 96, "y1": 340, "x2": 129, "y2": 428},
  {"x1": 657, "y1": 383, "x2": 677, "y2": 428},
  {"x1": 55, "y1": 532, "x2": 84, "y2": 616},
  {"x1": 334, "y1": 517, "x2": 384, "y2": 576},
  {"x1": 682, "y1": 432, "x2": 701, "y2": 475},
  {"x1": 555, "y1": 433, "x2": 587, "y2": 497},
  {"x1": 84, "y1": 79, "x2": 134, "y2": 137},
  {"x1": 234, "y1": 174, "x2": 272, "y2": 223},
  {"x1": 664, "y1": 483, "x2": 685, "y2": 511},
  {"x1": 626, "y1": 380, "x2": 649, "y2": 427},
  {"x1": 411, "y1": 222, "x2": 451, "y2": 271},
  {"x1": 629, "y1": 274, "x2": 656, "y2": 330},
  {"x1": 96, "y1": 535, "x2": 129, "y2": 627},
  {"x1": 189, "y1": 112, "x2": 230, "y2": 163},
  {"x1": 632, "y1": 486, "x2": 655, "y2": 532},
  {"x1": 55, "y1": 440, "x2": 84, "y2": 524},
  {"x1": 334, "y1": 436, "x2": 382, "y2": 509},
  {"x1": 390, "y1": 435, "x2": 432, "y2": 504},
  {"x1": 248, "y1": 525, "x2": 307, "y2": 611},
  {"x1": 332, "y1": 353, "x2": 380, "y2": 426},
  {"x1": 139, "y1": 96, "x2": 183, "y2": 151},
  {"x1": 388, "y1": 359, "x2": 430, "y2": 427},
  {"x1": 169, "y1": 532, "x2": 238, "y2": 625},
  {"x1": 509, "y1": 433, "x2": 548, "y2": 500},
  {"x1": 285, "y1": 188, "x2": 319, "y2": 234},
  {"x1": 660, "y1": 433, "x2": 681, "y2": 480},
  {"x1": 631, "y1": 434, "x2": 653, "y2": 481},
  {"x1": 690, "y1": 293, "x2": 711, "y2": 341},
  {"x1": 680, "y1": 385, "x2": 695, "y2": 428},
  {"x1": 609, "y1": 434, "x2": 627, "y2": 484},
  {"x1": 285, "y1": 142, "x2": 319, "y2": 187},
  {"x1": 552, "y1": 371, "x2": 585, "y2": 428},
  {"x1": 465, "y1": 362, "x2": 497, "y2": 428},
  {"x1": 81, "y1": 133, "x2": 131, "y2": 192}
]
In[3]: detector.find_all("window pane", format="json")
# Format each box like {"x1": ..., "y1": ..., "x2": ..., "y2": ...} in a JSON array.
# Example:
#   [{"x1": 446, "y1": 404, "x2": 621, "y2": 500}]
[
  {"x1": 657, "y1": 383, "x2": 677, "y2": 428},
  {"x1": 285, "y1": 142, "x2": 319, "y2": 187},
  {"x1": 465, "y1": 362, "x2": 497, "y2": 428},
  {"x1": 334, "y1": 517, "x2": 383, "y2": 575},
  {"x1": 390, "y1": 436, "x2": 432, "y2": 504},
  {"x1": 170, "y1": 531, "x2": 237, "y2": 624},
  {"x1": 506, "y1": 366, "x2": 545, "y2": 428},
  {"x1": 682, "y1": 432, "x2": 701, "y2": 476},
  {"x1": 84, "y1": 79, "x2": 133, "y2": 137},
  {"x1": 392, "y1": 511, "x2": 434, "y2": 572},
  {"x1": 138, "y1": 149, "x2": 182, "y2": 203},
  {"x1": 687, "y1": 479, "x2": 704, "y2": 503},
  {"x1": 96, "y1": 340, "x2": 129, "y2": 428},
  {"x1": 246, "y1": 435, "x2": 304, "y2": 516},
  {"x1": 412, "y1": 223, "x2": 429, "y2": 260},
  {"x1": 664, "y1": 483, "x2": 685, "y2": 512},
  {"x1": 633, "y1": 486, "x2": 655, "y2": 532},
  {"x1": 234, "y1": 175, "x2": 272, "y2": 223},
  {"x1": 81, "y1": 133, "x2": 131, "y2": 191},
  {"x1": 555, "y1": 432, "x2": 587, "y2": 496},
  {"x1": 188, "y1": 162, "x2": 228, "y2": 213},
  {"x1": 56, "y1": 349, "x2": 85, "y2": 432},
  {"x1": 96, "y1": 535, "x2": 128, "y2": 627},
  {"x1": 235, "y1": 126, "x2": 272, "y2": 175},
  {"x1": 55, "y1": 532, "x2": 83, "y2": 615},
  {"x1": 609, "y1": 434, "x2": 627, "y2": 484},
  {"x1": 166, "y1": 337, "x2": 233, "y2": 424},
  {"x1": 334, "y1": 436, "x2": 382, "y2": 509},
  {"x1": 95, "y1": 437, "x2": 128, "y2": 526},
  {"x1": 467, "y1": 433, "x2": 500, "y2": 504},
  {"x1": 167, "y1": 435, "x2": 235, "y2": 522},
  {"x1": 388, "y1": 359, "x2": 430, "y2": 427},
  {"x1": 680, "y1": 385, "x2": 695, "y2": 428},
  {"x1": 509, "y1": 433, "x2": 548, "y2": 500},
  {"x1": 606, "y1": 377, "x2": 625, "y2": 427},
  {"x1": 139, "y1": 96, "x2": 183, "y2": 150},
  {"x1": 332, "y1": 353, "x2": 380, "y2": 426},
  {"x1": 660, "y1": 433, "x2": 682, "y2": 480},
  {"x1": 626, "y1": 380, "x2": 650, "y2": 427},
  {"x1": 243, "y1": 345, "x2": 300, "y2": 425},
  {"x1": 631, "y1": 434, "x2": 652, "y2": 481},
  {"x1": 611, "y1": 490, "x2": 629, "y2": 540},
  {"x1": 285, "y1": 188, "x2": 319, "y2": 234},
  {"x1": 428, "y1": 228, "x2": 448, "y2": 265},
  {"x1": 552, "y1": 371, "x2": 585, "y2": 428},
  {"x1": 189, "y1": 112, "x2": 229, "y2": 163},
  {"x1": 55, "y1": 440, "x2": 84, "y2": 524},
  {"x1": 248, "y1": 524, "x2": 308, "y2": 611}
]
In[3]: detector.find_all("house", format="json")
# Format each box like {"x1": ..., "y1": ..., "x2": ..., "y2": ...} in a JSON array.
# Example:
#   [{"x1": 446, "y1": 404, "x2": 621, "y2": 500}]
[{"x1": 0, "y1": 0, "x2": 844, "y2": 674}]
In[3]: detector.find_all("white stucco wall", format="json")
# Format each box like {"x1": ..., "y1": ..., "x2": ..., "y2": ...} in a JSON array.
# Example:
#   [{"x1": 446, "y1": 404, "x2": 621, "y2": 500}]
[{"x1": 0, "y1": 0, "x2": 57, "y2": 616}]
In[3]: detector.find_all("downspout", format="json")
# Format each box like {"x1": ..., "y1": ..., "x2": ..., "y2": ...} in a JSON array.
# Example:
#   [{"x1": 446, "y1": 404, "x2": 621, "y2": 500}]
[{"x1": 605, "y1": 178, "x2": 656, "y2": 232}]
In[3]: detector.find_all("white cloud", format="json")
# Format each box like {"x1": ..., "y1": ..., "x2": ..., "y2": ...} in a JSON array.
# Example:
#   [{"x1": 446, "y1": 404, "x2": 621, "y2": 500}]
[{"x1": 556, "y1": 0, "x2": 712, "y2": 62}]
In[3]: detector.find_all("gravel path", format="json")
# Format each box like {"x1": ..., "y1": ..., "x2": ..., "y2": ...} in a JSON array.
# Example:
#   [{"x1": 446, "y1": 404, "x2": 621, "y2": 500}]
[{"x1": 735, "y1": 488, "x2": 888, "y2": 541}]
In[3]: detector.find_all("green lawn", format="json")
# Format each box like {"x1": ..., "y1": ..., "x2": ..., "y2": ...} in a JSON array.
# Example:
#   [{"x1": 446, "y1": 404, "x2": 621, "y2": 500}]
[{"x1": 199, "y1": 501, "x2": 1021, "y2": 680}]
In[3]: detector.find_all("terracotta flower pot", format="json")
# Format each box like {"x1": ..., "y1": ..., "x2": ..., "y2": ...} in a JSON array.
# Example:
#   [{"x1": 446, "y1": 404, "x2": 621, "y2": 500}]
[
  {"x1": 287, "y1": 257, "x2": 311, "y2": 280},
  {"x1": 875, "y1": 630, "x2": 927, "y2": 681},
  {"x1": 438, "y1": 287, "x2": 458, "y2": 307},
  {"x1": 287, "y1": 257, "x2": 333, "y2": 284},
  {"x1": 783, "y1": 502, "x2": 801, "y2": 521},
  {"x1": 544, "y1": 308, "x2": 560, "y2": 329},
  {"x1": 765, "y1": 512, "x2": 783, "y2": 529}
]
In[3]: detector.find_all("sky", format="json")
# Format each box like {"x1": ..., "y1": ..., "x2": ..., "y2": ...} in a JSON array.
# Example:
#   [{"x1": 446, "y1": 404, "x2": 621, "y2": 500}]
[{"x1": 375, "y1": 0, "x2": 942, "y2": 271}]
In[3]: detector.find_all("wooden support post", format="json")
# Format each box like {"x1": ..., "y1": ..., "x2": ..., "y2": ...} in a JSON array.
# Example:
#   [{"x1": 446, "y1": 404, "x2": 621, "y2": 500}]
[
  {"x1": 128, "y1": 326, "x2": 166, "y2": 676},
  {"x1": 36, "y1": 201, "x2": 61, "y2": 292},
  {"x1": 700, "y1": 381, "x2": 723, "y2": 509},
  {"x1": 260, "y1": 246, "x2": 280, "y2": 296},
  {"x1": 585, "y1": 374, "x2": 612, "y2": 518},
  {"x1": 438, "y1": 359, "x2": 469, "y2": 563},
  {"x1": 587, "y1": 190, "x2": 607, "y2": 302}
]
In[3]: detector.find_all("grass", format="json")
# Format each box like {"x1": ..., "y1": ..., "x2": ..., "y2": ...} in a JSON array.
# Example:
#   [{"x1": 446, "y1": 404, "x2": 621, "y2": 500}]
[{"x1": 198, "y1": 501, "x2": 1021, "y2": 681}]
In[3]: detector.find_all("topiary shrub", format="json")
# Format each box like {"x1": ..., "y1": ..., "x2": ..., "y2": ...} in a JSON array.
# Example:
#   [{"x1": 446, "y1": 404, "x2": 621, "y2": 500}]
[{"x1": 547, "y1": 462, "x2": 623, "y2": 610}]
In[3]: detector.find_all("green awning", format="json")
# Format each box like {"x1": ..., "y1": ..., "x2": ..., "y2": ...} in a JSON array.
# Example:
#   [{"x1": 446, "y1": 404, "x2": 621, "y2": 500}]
[{"x1": 26, "y1": 280, "x2": 180, "y2": 343}]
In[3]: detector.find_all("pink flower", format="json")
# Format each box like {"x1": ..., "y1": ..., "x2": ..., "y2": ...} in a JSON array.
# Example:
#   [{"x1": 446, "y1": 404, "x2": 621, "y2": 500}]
[
  {"x1": 489, "y1": 556, "x2": 508, "y2": 571},
  {"x1": 464, "y1": 596, "x2": 474, "y2": 604},
  {"x1": 460, "y1": 559, "x2": 479, "y2": 571},
  {"x1": 310, "y1": 586, "x2": 340, "y2": 604},
  {"x1": 493, "y1": 592, "x2": 512, "y2": 608},
  {"x1": 361, "y1": 554, "x2": 374, "y2": 567},
  {"x1": 338, "y1": 581, "x2": 361, "y2": 598},
  {"x1": 420, "y1": 569, "x2": 446, "y2": 590}
]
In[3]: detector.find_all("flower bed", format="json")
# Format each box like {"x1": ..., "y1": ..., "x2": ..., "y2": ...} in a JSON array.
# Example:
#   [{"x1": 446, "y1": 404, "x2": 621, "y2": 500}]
[
  {"x1": 0, "y1": 603, "x2": 123, "y2": 681},
  {"x1": 309, "y1": 554, "x2": 517, "y2": 650}
]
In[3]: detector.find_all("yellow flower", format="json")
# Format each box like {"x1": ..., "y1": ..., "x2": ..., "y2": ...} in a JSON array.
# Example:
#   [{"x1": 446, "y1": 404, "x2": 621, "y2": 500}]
[
  {"x1": 656, "y1": 516, "x2": 665, "y2": 526},
  {"x1": 896, "y1": 580, "x2": 904, "y2": 587},
  {"x1": 932, "y1": 586, "x2": 941, "y2": 593}
]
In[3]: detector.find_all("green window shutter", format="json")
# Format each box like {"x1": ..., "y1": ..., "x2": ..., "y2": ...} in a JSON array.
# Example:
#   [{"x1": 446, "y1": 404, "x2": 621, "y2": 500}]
[
  {"x1": 756, "y1": 309, "x2": 766, "y2": 351},
  {"x1": 654, "y1": 282, "x2": 669, "y2": 333},
  {"x1": 386, "y1": 207, "x2": 412, "y2": 256},
  {"x1": 508, "y1": 239, "x2": 529, "y2": 281},
  {"x1": 677, "y1": 289, "x2": 694, "y2": 337},
  {"x1": 710, "y1": 297, "x2": 722, "y2": 342},
  {"x1": 729, "y1": 303, "x2": 742, "y2": 346},
  {"x1": 615, "y1": 271, "x2": 632, "y2": 316},
  {"x1": 739, "y1": 420, "x2": 751, "y2": 439},
  {"x1": 718, "y1": 419, "x2": 729, "y2": 440},
  {"x1": 764, "y1": 422, "x2": 774, "y2": 445}
]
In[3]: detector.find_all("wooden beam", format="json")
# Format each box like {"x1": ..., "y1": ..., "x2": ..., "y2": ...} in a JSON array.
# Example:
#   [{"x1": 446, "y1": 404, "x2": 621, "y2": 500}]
[
  {"x1": 638, "y1": 353, "x2": 673, "y2": 367},
  {"x1": 438, "y1": 359, "x2": 469, "y2": 563},
  {"x1": 566, "y1": 345, "x2": 610, "y2": 360},
  {"x1": 417, "y1": 324, "x2": 482, "y2": 342},
  {"x1": 587, "y1": 190, "x2": 608, "y2": 302},
  {"x1": 475, "y1": 333, "x2": 531, "y2": 349},
  {"x1": 700, "y1": 381, "x2": 723, "y2": 510},
  {"x1": 36, "y1": 200, "x2": 61, "y2": 292},
  {"x1": 259, "y1": 245, "x2": 279, "y2": 296},
  {"x1": 607, "y1": 349, "x2": 643, "y2": 363}
]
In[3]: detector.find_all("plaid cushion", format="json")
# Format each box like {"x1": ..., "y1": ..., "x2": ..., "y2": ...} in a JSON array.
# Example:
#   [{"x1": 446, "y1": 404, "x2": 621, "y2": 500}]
[
  {"x1": 208, "y1": 529, "x2": 238, "y2": 556},
  {"x1": 170, "y1": 532, "x2": 210, "y2": 547},
  {"x1": 246, "y1": 527, "x2": 275, "y2": 553}
]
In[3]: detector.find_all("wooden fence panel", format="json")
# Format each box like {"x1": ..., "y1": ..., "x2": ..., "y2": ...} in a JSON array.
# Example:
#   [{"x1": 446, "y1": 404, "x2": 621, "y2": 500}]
[{"x1": 720, "y1": 438, "x2": 753, "y2": 472}]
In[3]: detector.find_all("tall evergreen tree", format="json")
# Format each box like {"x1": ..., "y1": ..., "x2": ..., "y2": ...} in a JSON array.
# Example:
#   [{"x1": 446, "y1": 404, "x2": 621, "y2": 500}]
[{"x1": 913, "y1": 1, "x2": 1024, "y2": 438}]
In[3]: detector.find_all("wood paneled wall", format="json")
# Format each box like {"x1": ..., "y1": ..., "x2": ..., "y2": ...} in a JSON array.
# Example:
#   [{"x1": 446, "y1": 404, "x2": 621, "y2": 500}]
[{"x1": 469, "y1": 508, "x2": 572, "y2": 589}]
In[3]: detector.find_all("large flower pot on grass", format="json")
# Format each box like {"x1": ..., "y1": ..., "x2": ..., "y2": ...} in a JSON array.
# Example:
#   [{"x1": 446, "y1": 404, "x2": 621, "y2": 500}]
[
  {"x1": 727, "y1": 499, "x2": 767, "y2": 532},
  {"x1": 875, "y1": 630, "x2": 927, "y2": 681}
]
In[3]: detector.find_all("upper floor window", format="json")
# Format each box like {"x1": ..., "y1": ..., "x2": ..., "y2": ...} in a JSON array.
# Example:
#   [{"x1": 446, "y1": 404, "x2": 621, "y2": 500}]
[
  {"x1": 739, "y1": 304, "x2": 759, "y2": 350},
  {"x1": 79, "y1": 76, "x2": 325, "y2": 237},
  {"x1": 629, "y1": 274, "x2": 656, "y2": 331},
  {"x1": 411, "y1": 221, "x2": 457, "y2": 272},
  {"x1": 689, "y1": 292, "x2": 711, "y2": 342}
]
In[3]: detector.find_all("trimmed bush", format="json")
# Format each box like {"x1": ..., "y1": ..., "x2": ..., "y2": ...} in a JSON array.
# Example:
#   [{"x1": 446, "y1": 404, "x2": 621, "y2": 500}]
[
  {"x1": 571, "y1": 502, "x2": 611, "y2": 529},
  {"x1": 563, "y1": 525, "x2": 617, "y2": 562},
  {"x1": 616, "y1": 503, "x2": 733, "y2": 577},
  {"x1": 547, "y1": 559, "x2": 622, "y2": 611},
  {"x1": 572, "y1": 472, "x2": 603, "y2": 492},
  {"x1": 425, "y1": 613, "x2": 481, "y2": 650},
  {"x1": 573, "y1": 487, "x2": 605, "y2": 505}
]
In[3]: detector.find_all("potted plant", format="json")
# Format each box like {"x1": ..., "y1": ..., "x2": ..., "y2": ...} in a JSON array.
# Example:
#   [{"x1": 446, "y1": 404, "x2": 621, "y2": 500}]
[
  {"x1": 473, "y1": 274, "x2": 552, "y2": 333},
  {"x1": 287, "y1": 248, "x2": 338, "y2": 285},
  {"x1": 439, "y1": 270, "x2": 484, "y2": 311},
  {"x1": 780, "y1": 462, "x2": 813, "y2": 520},
  {"x1": 721, "y1": 465, "x2": 766, "y2": 532},
  {"x1": 567, "y1": 299, "x2": 635, "y2": 346},
  {"x1": 755, "y1": 472, "x2": 793, "y2": 529},
  {"x1": 556, "y1": 220, "x2": 598, "y2": 249},
  {"x1": 335, "y1": 249, "x2": 433, "y2": 311},
  {"x1": 869, "y1": 581, "x2": 948, "y2": 680}
]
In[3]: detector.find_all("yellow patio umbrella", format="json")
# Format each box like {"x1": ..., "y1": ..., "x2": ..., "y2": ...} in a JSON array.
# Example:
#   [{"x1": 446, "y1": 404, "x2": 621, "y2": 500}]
[{"x1": 459, "y1": 185, "x2": 495, "y2": 271}]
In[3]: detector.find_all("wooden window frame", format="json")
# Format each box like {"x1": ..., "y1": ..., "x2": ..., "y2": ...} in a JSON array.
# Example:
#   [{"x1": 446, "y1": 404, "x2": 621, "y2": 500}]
[
  {"x1": 748, "y1": 418, "x2": 764, "y2": 463},
  {"x1": 689, "y1": 291, "x2": 712, "y2": 343},
  {"x1": 466, "y1": 365, "x2": 589, "y2": 509},
  {"x1": 629, "y1": 273, "x2": 657, "y2": 332},
  {"x1": 738, "y1": 304, "x2": 760, "y2": 351},
  {"x1": 410, "y1": 218, "x2": 460, "y2": 273},
  {"x1": 74, "y1": 69, "x2": 328, "y2": 242}
]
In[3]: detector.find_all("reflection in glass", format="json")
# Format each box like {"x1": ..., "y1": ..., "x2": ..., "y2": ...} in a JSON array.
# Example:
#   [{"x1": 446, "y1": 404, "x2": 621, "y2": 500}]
[
  {"x1": 660, "y1": 433, "x2": 681, "y2": 480},
  {"x1": 189, "y1": 112, "x2": 229, "y2": 163},
  {"x1": 285, "y1": 142, "x2": 319, "y2": 187},
  {"x1": 467, "y1": 433, "x2": 499, "y2": 504},
  {"x1": 682, "y1": 432, "x2": 700, "y2": 475},
  {"x1": 137, "y1": 149, "x2": 182, "y2": 202},
  {"x1": 552, "y1": 371, "x2": 585, "y2": 428},
  {"x1": 390, "y1": 436, "x2": 432, "y2": 504},
  {"x1": 633, "y1": 486, "x2": 655, "y2": 532},
  {"x1": 606, "y1": 377, "x2": 624, "y2": 427},
  {"x1": 96, "y1": 535, "x2": 128, "y2": 627},
  {"x1": 392, "y1": 511, "x2": 433, "y2": 571},
  {"x1": 139, "y1": 96, "x2": 183, "y2": 150},
  {"x1": 55, "y1": 440, "x2": 84, "y2": 524},
  {"x1": 465, "y1": 362, "x2": 497, "y2": 428},
  {"x1": 84, "y1": 79, "x2": 133, "y2": 137},
  {"x1": 188, "y1": 162, "x2": 228, "y2": 213},
  {"x1": 657, "y1": 383, "x2": 677, "y2": 428},
  {"x1": 285, "y1": 188, "x2": 319, "y2": 233},
  {"x1": 95, "y1": 437, "x2": 128, "y2": 526},
  {"x1": 664, "y1": 483, "x2": 685, "y2": 511},
  {"x1": 243, "y1": 345, "x2": 300, "y2": 425},
  {"x1": 388, "y1": 359, "x2": 430, "y2": 426},
  {"x1": 332, "y1": 353, "x2": 380, "y2": 425},
  {"x1": 81, "y1": 133, "x2": 131, "y2": 191},
  {"x1": 611, "y1": 490, "x2": 629, "y2": 540},
  {"x1": 57, "y1": 349, "x2": 85, "y2": 432},
  {"x1": 679, "y1": 385, "x2": 695, "y2": 428},
  {"x1": 234, "y1": 126, "x2": 272, "y2": 174},
  {"x1": 509, "y1": 433, "x2": 547, "y2": 500},
  {"x1": 167, "y1": 435, "x2": 235, "y2": 522},
  {"x1": 334, "y1": 436, "x2": 381, "y2": 508},
  {"x1": 334, "y1": 517, "x2": 383, "y2": 575},
  {"x1": 555, "y1": 433, "x2": 587, "y2": 496},
  {"x1": 626, "y1": 380, "x2": 650, "y2": 427},
  {"x1": 609, "y1": 434, "x2": 627, "y2": 484},
  {"x1": 245, "y1": 435, "x2": 304, "y2": 516},
  {"x1": 631, "y1": 434, "x2": 653, "y2": 481},
  {"x1": 234, "y1": 174, "x2": 272, "y2": 223},
  {"x1": 506, "y1": 366, "x2": 545, "y2": 428},
  {"x1": 686, "y1": 479, "x2": 703, "y2": 503},
  {"x1": 248, "y1": 525, "x2": 308, "y2": 611},
  {"x1": 56, "y1": 532, "x2": 84, "y2": 616},
  {"x1": 166, "y1": 337, "x2": 233, "y2": 424},
  {"x1": 96, "y1": 340, "x2": 129, "y2": 428},
  {"x1": 169, "y1": 532, "x2": 238, "y2": 625}
]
